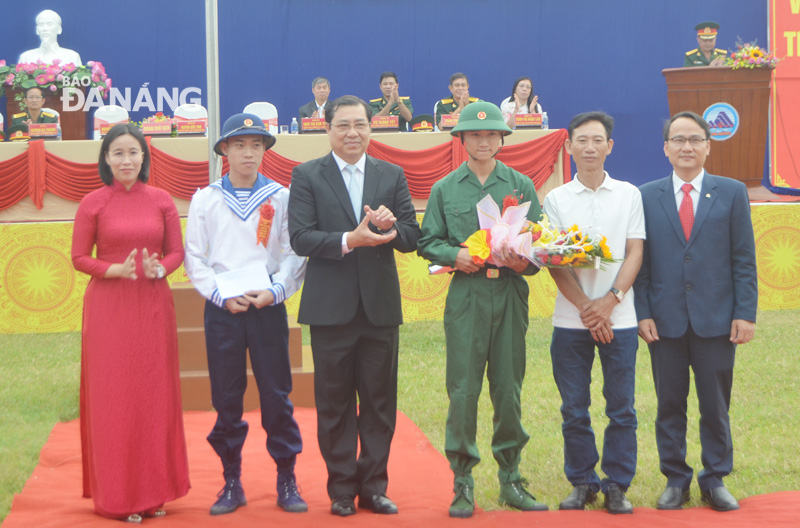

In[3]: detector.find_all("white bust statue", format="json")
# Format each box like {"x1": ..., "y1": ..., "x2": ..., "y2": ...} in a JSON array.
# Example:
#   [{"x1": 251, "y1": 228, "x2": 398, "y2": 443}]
[{"x1": 18, "y1": 10, "x2": 82, "y2": 66}]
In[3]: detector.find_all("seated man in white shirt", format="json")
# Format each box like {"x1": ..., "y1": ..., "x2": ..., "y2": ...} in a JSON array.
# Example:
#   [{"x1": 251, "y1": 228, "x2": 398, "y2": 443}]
[{"x1": 298, "y1": 77, "x2": 332, "y2": 131}]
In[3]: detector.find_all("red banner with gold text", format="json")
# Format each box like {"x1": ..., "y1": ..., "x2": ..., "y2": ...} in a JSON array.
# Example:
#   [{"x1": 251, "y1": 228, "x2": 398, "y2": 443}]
[{"x1": 769, "y1": 0, "x2": 800, "y2": 192}]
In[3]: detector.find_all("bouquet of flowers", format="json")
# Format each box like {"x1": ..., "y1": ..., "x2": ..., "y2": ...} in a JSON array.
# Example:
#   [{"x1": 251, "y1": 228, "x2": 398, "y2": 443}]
[
  {"x1": 527, "y1": 216, "x2": 616, "y2": 269},
  {"x1": 725, "y1": 39, "x2": 780, "y2": 70},
  {"x1": 461, "y1": 193, "x2": 616, "y2": 270}
]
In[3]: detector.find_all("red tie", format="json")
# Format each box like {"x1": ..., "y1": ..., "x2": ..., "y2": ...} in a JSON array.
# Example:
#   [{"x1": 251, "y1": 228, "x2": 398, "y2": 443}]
[{"x1": 679, "y1": 183, "x2": 694, "y2": 241}]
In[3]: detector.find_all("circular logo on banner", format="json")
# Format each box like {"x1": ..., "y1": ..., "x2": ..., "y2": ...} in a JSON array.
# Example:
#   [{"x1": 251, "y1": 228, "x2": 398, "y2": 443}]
[{"x1": 703, "y1": 103, "x2": 739, "y2": 141}]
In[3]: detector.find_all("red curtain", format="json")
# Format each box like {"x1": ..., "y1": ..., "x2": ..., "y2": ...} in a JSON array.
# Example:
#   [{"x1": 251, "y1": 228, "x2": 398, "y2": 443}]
[{"x1": 0, "y1": 132, "x2": 568, "y2": 211}]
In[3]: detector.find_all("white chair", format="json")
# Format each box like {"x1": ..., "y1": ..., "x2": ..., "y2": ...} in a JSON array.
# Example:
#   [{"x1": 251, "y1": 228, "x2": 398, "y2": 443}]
[
  {"x1": 93, "y1": 105, "x2": 129, "y2": 139},
  {"x1": 0, "y1": 112, "x2": 4, "y2": 137},
  {"x1": 243, "y1": 102, "x2": 278, "y2": 135},
  {"x1": 174, "y1": 103, "x2": 208, "y2": 135},
  {"x1": 174, "y1": 103, "x2": 208, "y2": 120}
]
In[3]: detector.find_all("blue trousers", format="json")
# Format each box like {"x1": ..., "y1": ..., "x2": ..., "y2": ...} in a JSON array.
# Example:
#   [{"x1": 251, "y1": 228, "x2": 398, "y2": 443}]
[
  {"x1": 204, "y1": 301, "x2": 302, "y2": 480},
  {"x1": 550, "y1": 327, "x2": 638, "y2": 493}
]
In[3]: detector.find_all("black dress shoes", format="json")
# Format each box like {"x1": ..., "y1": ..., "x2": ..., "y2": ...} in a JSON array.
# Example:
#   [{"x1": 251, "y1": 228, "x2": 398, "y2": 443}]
[
  {"x1": 603, "y1": 484, "x2": 633, "y2": 514},
  {"x1": 657, "y1": 486, "x2": 690, "y2": 510},
  {"x1": 358, "y1": 494, "x2": 398, "y2": 514},
  {"x1": 558, "y1": 484, "x2": 597, "y2": 510},
  {"x1": 701, "y1": 486, "x2": 740, "y2": 512},
  {"x1": 331, "y1": 497, "x2": 357, "y2": 516}
]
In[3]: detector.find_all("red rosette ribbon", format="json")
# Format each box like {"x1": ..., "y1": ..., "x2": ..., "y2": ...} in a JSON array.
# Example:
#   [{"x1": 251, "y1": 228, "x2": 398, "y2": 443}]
[{"x1": 257, "y1": 199, "x2": 275, "y2": 247}]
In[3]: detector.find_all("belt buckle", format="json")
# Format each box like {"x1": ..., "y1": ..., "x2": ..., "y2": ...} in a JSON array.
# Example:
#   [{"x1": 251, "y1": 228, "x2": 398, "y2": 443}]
[{"x1": 486, "y1": 268, "x2": 499, "y2": 279}]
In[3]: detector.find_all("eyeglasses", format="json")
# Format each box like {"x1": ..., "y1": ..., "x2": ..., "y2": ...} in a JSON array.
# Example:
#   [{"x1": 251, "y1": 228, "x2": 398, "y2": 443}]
[
  {"x1": 26, "y1": 96, "x2": 43, "y2": 100},
  {"x1": 668, "y1": 136, "x2": 708, "y2": 147},
  {"x1": 331, "y1": 122, "x2": 370, "y2": 133}
]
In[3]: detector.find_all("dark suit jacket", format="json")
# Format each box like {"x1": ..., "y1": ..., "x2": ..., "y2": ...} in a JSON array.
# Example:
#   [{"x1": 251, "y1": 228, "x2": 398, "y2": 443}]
[
  {"x1": 634, "y1": 172, "x2": 758, "y2": 339},
  {"x1": 288, "y1": 153, "x2": 421, "y2": 327},
  {"x1": 298, "y1": 100, "x2": 332, "y2": 120}
]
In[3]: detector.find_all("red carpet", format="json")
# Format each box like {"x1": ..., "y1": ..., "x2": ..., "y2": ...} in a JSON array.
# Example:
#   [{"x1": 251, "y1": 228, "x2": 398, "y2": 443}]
[{"x1": 4, "y1": 408, "x2": 799, "y2": 527}]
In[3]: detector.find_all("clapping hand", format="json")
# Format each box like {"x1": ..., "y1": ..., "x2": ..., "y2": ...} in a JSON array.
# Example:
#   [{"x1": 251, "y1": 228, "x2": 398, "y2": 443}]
[
  {"x1": 346, "y1": 208, "x2": 397, "y2": 248},
  {"x1": 108, "y1": 248, "x2": 138, "y2": 280},
  {"x1": 142, "y1": 248, "x2": 163, "y2": 279}
]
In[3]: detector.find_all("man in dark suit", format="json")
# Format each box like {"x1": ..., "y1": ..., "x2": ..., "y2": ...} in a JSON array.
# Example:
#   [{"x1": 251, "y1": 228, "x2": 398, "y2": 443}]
[
  {"x1": 298, "y1": 77, "x2": 332, "y2": 132},
  {"x1": 634, "y1": 111, "x2": 757, "y2": 512},
  {"x1": 288, "y1": 95, "x2": 421, "y2": 517}
]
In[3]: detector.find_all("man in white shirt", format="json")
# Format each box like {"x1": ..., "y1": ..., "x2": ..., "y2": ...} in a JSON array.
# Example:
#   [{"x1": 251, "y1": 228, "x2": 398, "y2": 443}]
[
  {"x1": 543, "y1": 111, "x2": 645, "y2": 515},
  {"x1": 185, "y1": 113, "x2": 308, "y2": 516}
]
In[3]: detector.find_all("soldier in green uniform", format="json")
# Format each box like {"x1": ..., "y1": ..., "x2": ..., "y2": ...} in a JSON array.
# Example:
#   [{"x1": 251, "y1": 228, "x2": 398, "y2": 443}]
[
  {"x1": 435, "y1": 73, "x2": 481, "y2": 128},
  {"x1": 684, "y1": 22, "x2": 728, "y2": 67},
  {"x1": 369, "y1": 72, "x2": 414, "y2": 131},
  {"x1": 417, "y1": 102, "x2": 547, "y2": 518},
  {"x1": 11, "y1": 86, "x2": 59, "y2": 126}
]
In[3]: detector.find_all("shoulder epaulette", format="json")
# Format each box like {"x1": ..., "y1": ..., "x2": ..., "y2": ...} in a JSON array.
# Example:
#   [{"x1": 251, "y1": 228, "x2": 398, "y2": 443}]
[
  {"x1": 440, "y1": 98, "x2": 453, "y2": 104},
  {"x1": 41, "y1": 111, "x2": 56, "y2": 117},
  {"x1": 468, "y1": 97, "x2": 479, "y2": 102},
  {"x1": 715, "y1": 49, "x2": 727, "y2": 55},
  {"x1": 370, "y1": 98, "x2": 383, "y2": 103},
  {"x1": 13, "y1": 112, "x2": 27, "y2": 118},
  {"x1": 686, "y1": 49, "x2": 698, "y2": 56}
]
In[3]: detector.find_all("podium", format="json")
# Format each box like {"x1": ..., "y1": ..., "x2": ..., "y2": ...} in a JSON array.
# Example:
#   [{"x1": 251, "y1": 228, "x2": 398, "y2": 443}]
[
  {"x1": 5, "y1": 86, "x2": 87, "y2": 140},
  {"x1": 662, "y1": 67, "x2": 772, "y2": 188}
]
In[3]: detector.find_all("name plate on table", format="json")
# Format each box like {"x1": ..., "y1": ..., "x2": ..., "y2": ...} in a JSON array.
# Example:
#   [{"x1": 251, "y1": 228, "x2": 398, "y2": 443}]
[
  {"x1": 371, "y1": 115, "x2": 399, "y2": 132},
  {"x1": 514, "y1": 113, "x2": 543, "y2": 129},
  {"x1": 439, "y1": 113, "x2": 460, "y2": 130},
  {"x1": 29, "y1": 123, "x2": 59, "y2": 138},
  {"x1": 176, "y1": 119, "x2": 207, "y2": 135},
  {"x1": 301, "y1": 117, "x2": 326, "y2": 133},
  {"x1": 142, "y1": 121, "x2": 173, "y2": 135}
]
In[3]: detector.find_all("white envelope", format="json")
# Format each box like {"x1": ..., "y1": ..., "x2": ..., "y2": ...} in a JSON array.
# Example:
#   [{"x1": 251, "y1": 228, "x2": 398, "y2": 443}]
[{"x1": 214, "y1": 264, "x2": 272, "y2": 299}]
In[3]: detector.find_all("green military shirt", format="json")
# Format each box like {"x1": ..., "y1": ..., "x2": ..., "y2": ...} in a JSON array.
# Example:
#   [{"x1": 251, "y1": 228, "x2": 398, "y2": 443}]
[
  {"x1": 435, "y1": 96, "x2": 481, "y2": 127},
  {"x1": 10, "y1": 110, "x2": 59, "y2": 126},
  {"x1": 369, "y1": 96, "x2": 414, "y2": 131},
  {"x1": 684, "y1": 48, "x2": 727, "y2": 67},
  {"x1": 418, "y1": 160, "x2": 542, "y2": 274}
]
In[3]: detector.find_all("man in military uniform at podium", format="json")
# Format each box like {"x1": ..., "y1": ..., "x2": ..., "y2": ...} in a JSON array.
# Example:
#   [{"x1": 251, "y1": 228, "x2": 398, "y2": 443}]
[
  {"x1": 684, "y1": 22, "x2": 727, "y2": 67},
  {"x1": 369, "y1": 72, "x2": 413, "y2": 131},
  {"x1": 435, "y1": 73, "x2": 481, "y2": 128},
  {"x1": 11, "y1": 86, "x2": 58, "y2": 126}
]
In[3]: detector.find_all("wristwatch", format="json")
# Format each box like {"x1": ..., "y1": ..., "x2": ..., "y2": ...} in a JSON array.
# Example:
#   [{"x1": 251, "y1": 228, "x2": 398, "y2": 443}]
[
  {"x1": 610, "y1": 287, "x2": 624, "y2": 303},
  {"x1": 156, "y1": 264, "x2": 165, "y2": 279}
]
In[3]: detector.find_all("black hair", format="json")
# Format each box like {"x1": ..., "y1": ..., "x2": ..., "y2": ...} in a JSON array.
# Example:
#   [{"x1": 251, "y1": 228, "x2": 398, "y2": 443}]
[
  {"x1": 325, "y1": 95, "x2": 373, "y2": 124},
  {"x1": 568, "y1": 111, "x2": 614, "y2": 141},
  {"x1": 98, "y1": 123, "x2": 151, "y2": 185},
  {"x1": 663, "y1": 111, "x2": 711, "y2": 141},
  {"x1": 509, "y1": 77, "x2": 536, "y2": 111},
  {"x1": 379, "y1": 71, "x2": 398, "y2": 84},
  {"x1": 449, "y1": 72, "x2": 468, "y2": 85}
]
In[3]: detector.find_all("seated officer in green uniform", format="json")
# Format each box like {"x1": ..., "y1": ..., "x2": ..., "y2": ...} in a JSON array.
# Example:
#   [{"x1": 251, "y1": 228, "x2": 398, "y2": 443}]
[
  {"x1": 369, "y1": 72, "x2": 413, "y2": 131},
  {"x1": 435, "y1": 73, "x2": 480, "y2": 128},
  {"x1": 418, "y1": 102, "x2": 548, "y2": 518},
  {"x1": 11, "y1": 86, "x2": 59, "y2": 126},
  {"x1": 684, "y1": 22, "x2": 727, "y2": 67}
]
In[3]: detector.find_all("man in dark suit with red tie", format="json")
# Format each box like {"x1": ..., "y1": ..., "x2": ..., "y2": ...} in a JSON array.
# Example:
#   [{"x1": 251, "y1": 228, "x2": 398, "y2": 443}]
[
  {"x1": 288, "y1": 95, "x2": 421, "y2": 517},
  {"x1": 634, "y1": 111, "x2": 757, "y2": 512}
]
